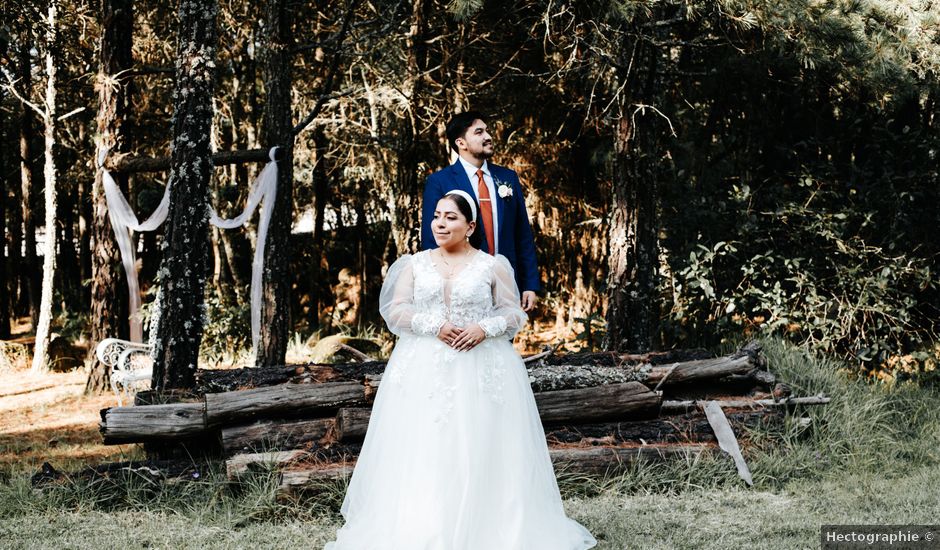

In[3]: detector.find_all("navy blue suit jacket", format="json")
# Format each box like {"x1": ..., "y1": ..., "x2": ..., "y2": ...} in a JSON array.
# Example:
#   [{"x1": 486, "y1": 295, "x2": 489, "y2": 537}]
[{"x1": 421, "y1": 161, "x2": 541, "y2": 293}]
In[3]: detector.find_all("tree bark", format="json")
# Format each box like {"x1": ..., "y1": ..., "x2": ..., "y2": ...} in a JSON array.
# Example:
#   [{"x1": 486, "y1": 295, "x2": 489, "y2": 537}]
[
  {"x1": 31, "y1": 2, "x2": 60, "y2": 373},
  {"x1": 604, "y1": 45, "x2": 661, "y2": 353},
  {"x1": 100, "y1": 402, "x2": 207, "y2": 443},
  {"x1": 310, "y1": 128, "x2": 329, "y2": 331},
  {"x1": 87, "y1": 0, "x2": 135, "y2": 394},
  {"x1": 56, "y1": 180, "x2": 80, "y2": 304},
  {"x1": 17, "y1": 42, "x2": 40, "y2": 329},
  {"x1": 151, "y1": 0, "x2": 219, "y2": 390},
  {"x1": 256, "y1": 0, "x2": 294, "y2": 366},
  {"x1": 387, "y1": 0, "x2": 428, "y2": 255},
  {"x1": 534, "y1": 382, "x2": 661, "y2": 424},
  {"x1": 0, "y1": 59, "x2": 8, "y2": 338},
  {"x1": 221, "y1": 417, "x2": 333, "y2": 457},
  {"x1": 8, "y1": 120, "x2": 23, "y2": 320},
  {"x1": 204, "y1": 382, "x2": 363, "y2": 427}
]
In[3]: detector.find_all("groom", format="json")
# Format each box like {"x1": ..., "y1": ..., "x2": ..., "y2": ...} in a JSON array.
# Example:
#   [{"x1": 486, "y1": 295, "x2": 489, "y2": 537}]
[{"x1": 421, "y1": 111, "x2": 540, "y2": 312}]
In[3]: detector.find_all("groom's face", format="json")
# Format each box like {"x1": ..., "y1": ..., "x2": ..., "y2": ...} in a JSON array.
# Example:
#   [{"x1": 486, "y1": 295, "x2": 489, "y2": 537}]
[{"x1": 457, "y1": 119, "x2": 494, "y2": 159}]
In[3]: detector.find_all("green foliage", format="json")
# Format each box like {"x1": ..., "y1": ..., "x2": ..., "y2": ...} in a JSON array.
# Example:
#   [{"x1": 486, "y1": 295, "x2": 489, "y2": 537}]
[
  {"x1": 637, "y1": 1, "x2": 940, "y2": 378},
  {"x1": 199, "y1": 289, "x2": 251, "y2": 364}
]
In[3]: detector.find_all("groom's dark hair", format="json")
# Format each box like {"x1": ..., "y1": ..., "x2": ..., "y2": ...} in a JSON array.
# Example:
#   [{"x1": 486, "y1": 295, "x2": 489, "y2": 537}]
[{"x1": 446, "y1": 111, "x2": 486, "y2": 152}]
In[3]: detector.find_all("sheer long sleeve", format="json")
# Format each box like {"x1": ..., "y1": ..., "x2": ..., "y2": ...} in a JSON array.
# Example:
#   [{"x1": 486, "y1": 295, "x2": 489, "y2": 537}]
[
  {"x1": 379, "y1": 255, "x2": 445, "y2": 337},
  {"x1": 478, "y1": 255, "x2": 529, "y2": 339}
]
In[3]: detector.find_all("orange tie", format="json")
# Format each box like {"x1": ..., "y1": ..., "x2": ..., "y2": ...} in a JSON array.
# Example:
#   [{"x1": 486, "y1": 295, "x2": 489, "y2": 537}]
[{"x1": 476, "y1": 169, "x2": 495, "y2": 255}]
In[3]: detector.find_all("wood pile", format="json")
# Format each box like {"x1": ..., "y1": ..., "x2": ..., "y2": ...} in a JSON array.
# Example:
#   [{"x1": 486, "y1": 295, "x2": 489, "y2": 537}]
[{"x1": 98, "y1": 340, "x2": 829, "y2": 498}]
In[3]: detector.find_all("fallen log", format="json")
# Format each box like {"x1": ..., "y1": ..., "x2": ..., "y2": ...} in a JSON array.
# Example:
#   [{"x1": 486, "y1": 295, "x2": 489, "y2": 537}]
[
  {"x1": 197, "y1": 343, "x2": 763, "y2": 396},
  {"x1": 196, "y1": 362, "x2": 387, "y2": 394},
  {"x1": 101, "y1": 382, "x2": 363, "y2": 444},
  {"x1": 334, "y1": 408, "x2": 372, "y2": 441},
  {"x1": 205, "y1": 382, "x2": 365, "y2": 427},
  {"x1": 100, "y1": 403, "x2": 206, "y2": 444},
  {"x1": 226, "y1": 449, "x2": 307, "y2": 478},
  {"x1": 273, "y1": 443, "x2": 713, "y2": 497},
  {"x1": 660, "y1": 395, "x2": 831, "y2": 415},
  {"x1": 545, "y1": 409, "x2": 784, "y2": 445},
  {"x1": 221, "y1": 418, "x2": 334, "y2": 457},
  {"x1": 645, "y1": 342, "x2": 764, "y2": 385},
  {"x1": 341, "y1": 383, "x2": 663, "y2": 443},
  {"x1": 549, "y1": 443, "x2": 712, "y2": 476},
  {"x1": 533, "y1": 348, "x2": 714, "y2": 368},
  {"x1": 535, "y1": 382, "x2": 661, "y2": 424},
  {"x1": 278, "y1": 464, "x2": 356, "y2": 498}
]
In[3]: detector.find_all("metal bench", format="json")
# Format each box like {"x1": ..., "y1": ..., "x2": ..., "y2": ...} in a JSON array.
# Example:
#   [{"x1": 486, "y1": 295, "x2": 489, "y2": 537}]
[{"x1": 95, "y1": 338, "x2": 153, "y2": 406}]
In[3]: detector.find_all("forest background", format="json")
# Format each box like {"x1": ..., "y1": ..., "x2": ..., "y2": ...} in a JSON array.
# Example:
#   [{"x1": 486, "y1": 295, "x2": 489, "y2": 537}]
[{"x1": 0, "y1": 0, "x2": 937, "y2": 392}]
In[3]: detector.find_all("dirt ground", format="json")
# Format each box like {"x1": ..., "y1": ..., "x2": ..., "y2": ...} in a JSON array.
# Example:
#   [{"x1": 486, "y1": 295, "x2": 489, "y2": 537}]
[{"x1": 0, "y1": 367, "x2": 142, "y2": 474}]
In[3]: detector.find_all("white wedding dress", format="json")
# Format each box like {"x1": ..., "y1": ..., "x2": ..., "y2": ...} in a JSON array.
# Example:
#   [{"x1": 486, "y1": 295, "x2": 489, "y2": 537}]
[{"x1": 325, "y1": 250, "x2": 597, "y2": 550}]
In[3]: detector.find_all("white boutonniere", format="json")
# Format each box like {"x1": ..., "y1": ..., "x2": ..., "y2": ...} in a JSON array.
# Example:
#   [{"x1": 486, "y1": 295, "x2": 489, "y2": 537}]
[{"x1": 494, "y1": 177, "x2": 513, "y2": 199}]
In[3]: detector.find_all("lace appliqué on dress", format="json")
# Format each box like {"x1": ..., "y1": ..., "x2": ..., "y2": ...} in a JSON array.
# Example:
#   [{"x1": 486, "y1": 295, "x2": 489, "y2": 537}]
[
  {"x1": 407, "y1": 251, "x2": 514, "y2": 420},
  {"x1": 478, "y1": 316, "x2": 507, "y2": 338},
  {"x1": 411, "y1": 312, "x2": 445, "y2": 336},
  {"x1": 476, "y1": 341, "x2": 506, "y2": 405}
]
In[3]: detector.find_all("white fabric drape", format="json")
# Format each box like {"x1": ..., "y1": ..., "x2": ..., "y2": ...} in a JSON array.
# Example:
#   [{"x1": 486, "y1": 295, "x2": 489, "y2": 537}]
[{"x1": 99, "y1": 147, "x2": 279, "y2": 361}]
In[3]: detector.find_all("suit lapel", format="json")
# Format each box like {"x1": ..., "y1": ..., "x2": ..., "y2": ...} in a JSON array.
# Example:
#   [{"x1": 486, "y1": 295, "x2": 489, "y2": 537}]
[{"x1": 448, "y1": 162, "x2": 475, "y2": 196}]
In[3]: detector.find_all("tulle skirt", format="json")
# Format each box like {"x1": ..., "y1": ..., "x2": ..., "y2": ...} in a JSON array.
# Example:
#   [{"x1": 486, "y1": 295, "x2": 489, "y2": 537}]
[{"x1": 324, "y1": 334, "x2": 597, "y2": 550}]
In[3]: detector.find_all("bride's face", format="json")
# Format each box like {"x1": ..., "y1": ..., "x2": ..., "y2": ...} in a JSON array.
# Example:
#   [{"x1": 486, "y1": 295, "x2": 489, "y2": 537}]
[{"x1": 432, "y1": 198, "x2": 474, "y2": 250}]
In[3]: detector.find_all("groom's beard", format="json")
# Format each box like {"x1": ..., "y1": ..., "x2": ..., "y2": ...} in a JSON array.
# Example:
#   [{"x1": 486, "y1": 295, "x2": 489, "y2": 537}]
[{"x1": 474, "y1": 143, "x2": 494, "y2": 160}]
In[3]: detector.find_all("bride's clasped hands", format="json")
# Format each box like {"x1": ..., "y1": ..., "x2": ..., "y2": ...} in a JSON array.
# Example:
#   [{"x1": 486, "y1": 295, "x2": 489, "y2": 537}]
[
  {"x1": 430, "y1": 191, "x2": 489, "y2": 352},
  {"x1": 437, "y1": 321, "x2": 486, "y2": 351}
]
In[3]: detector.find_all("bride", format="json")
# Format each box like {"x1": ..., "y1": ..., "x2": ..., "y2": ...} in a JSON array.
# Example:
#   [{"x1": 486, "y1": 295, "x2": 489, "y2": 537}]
[{"x1": 324, "y1": 190, "x2": 597, "y2": 550}]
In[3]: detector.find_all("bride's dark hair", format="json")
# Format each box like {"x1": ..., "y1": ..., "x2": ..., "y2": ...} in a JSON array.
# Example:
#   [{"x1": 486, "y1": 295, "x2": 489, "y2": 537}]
[{"x1": 443, "y1": 192, "x2": 483, "y2": 249}]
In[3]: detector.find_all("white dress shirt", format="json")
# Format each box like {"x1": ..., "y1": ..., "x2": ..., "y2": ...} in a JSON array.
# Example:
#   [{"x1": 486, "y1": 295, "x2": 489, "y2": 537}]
[{"x1": 456, "y1": 156, "x2": 499, "y2": 254}]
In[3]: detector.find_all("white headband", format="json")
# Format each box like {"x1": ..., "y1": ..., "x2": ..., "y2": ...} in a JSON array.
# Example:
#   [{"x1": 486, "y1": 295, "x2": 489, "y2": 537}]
[{"x1": 443, "y1": 189, "x2": 477, "y2": 223}]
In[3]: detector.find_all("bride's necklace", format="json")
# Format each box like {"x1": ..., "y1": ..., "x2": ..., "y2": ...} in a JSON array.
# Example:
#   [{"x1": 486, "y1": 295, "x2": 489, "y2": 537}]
[{"x1": 437, "y1": 246, "x2": 473, "y2": 278}]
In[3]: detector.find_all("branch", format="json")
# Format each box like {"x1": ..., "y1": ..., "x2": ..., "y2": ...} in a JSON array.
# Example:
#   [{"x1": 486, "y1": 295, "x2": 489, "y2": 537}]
[
  {"x1": 121, "y1": 66, "x2": 175, "y2": 77},
  {"x1": 291, "y1": 0, "x2": 363, "y2": 136},
  {"x1": 2, "y1": 74, "x2": 47, "y2": 120},
  {"x1": 104, "y1": 147, "x2": 285, "y2": 173}
]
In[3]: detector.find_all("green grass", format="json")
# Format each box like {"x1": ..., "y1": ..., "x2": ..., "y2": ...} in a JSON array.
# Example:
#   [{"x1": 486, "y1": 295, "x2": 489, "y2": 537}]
[{"x1": 1, "y1": 335, "x2": 939, "y2": 549}]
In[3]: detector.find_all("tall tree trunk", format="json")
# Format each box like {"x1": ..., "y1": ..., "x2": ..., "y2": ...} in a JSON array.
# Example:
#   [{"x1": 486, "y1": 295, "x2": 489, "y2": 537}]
[
  {"x1": 18, "y1": 42, "x2": 40, "y2": 329},
  {"x1": 604, "y1": 48, "x2": 661, "y2": 353},
  {"x1": 310, "y1": 128, "x2": 328, "y2": 331},
  {"x1": 388, "y1": 0, "x2": 428, "y2": 255},
  {"x1": 32, "y1": 1, "x2": 60, "y2": 373},
  {"x1": 257, "y1": 0, "x2": 293, "y2": 366},
  {"x1": 78, "y1": 172, "x2": 92, "y2": 303},
  {"x1": 87, "y1": 0, "x2": 134, "y2": 393},
  {"x1": 224, "y1": 41, "x2": 253, "y2": 305},
  {"x1": 0, "y1": 80, "x2": 8, "y2": 338},
  {"x1": 151, "y1": 0, "x2": 218, "y2": 390},
  {"x1": 8, "y1": 117, "x2": 23, "y2": 321},
  {"x1": 57, "y1": 178, "x2": 79, "y2": 303}
]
